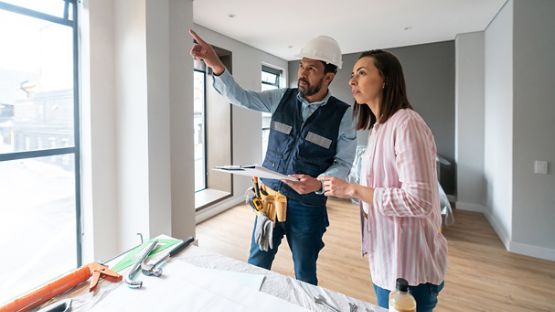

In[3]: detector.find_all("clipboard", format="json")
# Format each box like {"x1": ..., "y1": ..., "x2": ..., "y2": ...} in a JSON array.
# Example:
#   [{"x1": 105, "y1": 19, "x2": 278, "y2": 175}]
[{"x1": 213, "y1": 165, "x2": 300, "y2": 181}]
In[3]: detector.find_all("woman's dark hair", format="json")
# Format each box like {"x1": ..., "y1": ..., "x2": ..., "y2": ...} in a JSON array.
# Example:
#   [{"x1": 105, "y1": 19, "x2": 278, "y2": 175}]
[{"x1": 352, "y1": 50, "x2": 412, "y2": 130}]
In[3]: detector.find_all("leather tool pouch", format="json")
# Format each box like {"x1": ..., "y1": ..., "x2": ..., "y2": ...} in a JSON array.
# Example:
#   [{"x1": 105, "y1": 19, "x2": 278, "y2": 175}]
[{"x1": 259, "y1": 184, "x2": 287, "y2": 222}]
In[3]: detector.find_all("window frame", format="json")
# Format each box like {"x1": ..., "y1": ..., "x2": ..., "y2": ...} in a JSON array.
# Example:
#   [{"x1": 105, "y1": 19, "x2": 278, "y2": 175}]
[
  {"x1": 261, "y1": 65, "x2": 281, "y2": 91},
  {"x1": 193, "y1": 65, "x2": 208, "y2": 192}
]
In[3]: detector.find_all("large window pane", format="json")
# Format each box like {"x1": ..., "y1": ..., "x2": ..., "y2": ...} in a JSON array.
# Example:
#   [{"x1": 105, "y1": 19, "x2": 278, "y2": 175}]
[
  {"x1": 261, "y1": 71, "x2": 278, "y2": 85},
  {"x1": 0, "y1": 9, "x2": 74, "y2": 153},
  {"x1": 0, "y1": 155, "x2": 77, "y2": 301},
  {"x1": 193, "y1": 70, "x2": 206, "y2": 192},
  {"x1": 0, "y1": 2, "x2": 80, "y2": 303}
]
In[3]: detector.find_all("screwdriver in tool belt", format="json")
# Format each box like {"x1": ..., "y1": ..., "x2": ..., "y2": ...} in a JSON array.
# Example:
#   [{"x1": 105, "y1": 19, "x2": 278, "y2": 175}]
[{"x1": 253, "y1": 176, "x2": 261, "y2": 197}]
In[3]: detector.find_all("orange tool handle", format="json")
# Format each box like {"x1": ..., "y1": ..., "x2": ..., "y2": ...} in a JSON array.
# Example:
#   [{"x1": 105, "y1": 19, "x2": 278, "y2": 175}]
[{"x1": 0, "y1": 266, "x2": 91, "y2": 312}]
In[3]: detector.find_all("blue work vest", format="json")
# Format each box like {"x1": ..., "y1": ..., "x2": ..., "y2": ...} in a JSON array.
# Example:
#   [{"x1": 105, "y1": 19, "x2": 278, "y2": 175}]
[{"x1": 261, "y1": 88, "x2": 349, "y2": 207}]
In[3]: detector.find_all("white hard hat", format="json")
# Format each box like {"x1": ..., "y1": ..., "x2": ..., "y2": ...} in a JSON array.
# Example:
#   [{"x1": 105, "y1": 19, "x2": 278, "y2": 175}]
[{"x1": 298, "y1": 35, "x2": 343, "y2": 69}]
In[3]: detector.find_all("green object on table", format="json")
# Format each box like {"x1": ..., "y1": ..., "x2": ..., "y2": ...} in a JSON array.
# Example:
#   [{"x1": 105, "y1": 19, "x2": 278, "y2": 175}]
[{"x1": 111, "y1": 238, "x2": 182, "y2": 273}]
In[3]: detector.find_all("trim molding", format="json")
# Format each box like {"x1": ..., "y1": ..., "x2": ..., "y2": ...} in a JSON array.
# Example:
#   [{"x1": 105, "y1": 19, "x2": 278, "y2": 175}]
[
  {"x1": 509, "y1": 240, "x2": 555, "y2": 262},
  {"x1": 455, "y1": 201, "x2": 486, "y2": 213},
  {"x1": 195, "y1": 195, "x2": 244, "y2": 224}
]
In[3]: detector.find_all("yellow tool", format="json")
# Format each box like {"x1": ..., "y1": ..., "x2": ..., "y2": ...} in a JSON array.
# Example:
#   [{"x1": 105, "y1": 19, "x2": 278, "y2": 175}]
[
  {"x1": 245, "y1": 177, "x2": 263, "y2": 211},
  {"x1": 247, "y1": 189, "x2": 263, "y2": 211}
]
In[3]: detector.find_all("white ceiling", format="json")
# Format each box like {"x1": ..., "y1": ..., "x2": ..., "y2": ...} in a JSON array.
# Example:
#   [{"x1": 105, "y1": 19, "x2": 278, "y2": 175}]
[{"x1": 193, "y1": 0, "x2": 506, "y2": 61}]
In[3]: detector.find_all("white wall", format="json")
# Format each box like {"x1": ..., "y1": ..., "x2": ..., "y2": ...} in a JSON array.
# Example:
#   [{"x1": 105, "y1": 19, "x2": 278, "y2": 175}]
[
  {"x1": 81, "y1": 0, "x2": 195, "y2": 260},
  {"x1": 511, "y1": 0, "x2": 555, "y2": 259},
  {"x1": 168, "y1": 0, "x2": 196, "y2": 241},
  {"x1": 484, "y1": 0, "x2": 513, "y2": 247},
  {"x1": 80, "y1": 0, "x2": 118, "y2": 261},
  {"x1": 455, "y1": 32, "x2": 485, "y2": 211},
  {"x1": 191, "y1": 25, "x2": 289, "y2": 222},
  {"x1": 114, "y1": 0, "x2": 151, "y2": 250},
  {"x1": 145, "y1": 0, "x2": 172, "y2": 241}
]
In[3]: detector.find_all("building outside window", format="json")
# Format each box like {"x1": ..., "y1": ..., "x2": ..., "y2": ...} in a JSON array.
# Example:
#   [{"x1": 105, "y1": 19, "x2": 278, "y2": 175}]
[
  {"x1": 193, "y1": 61, "x2": 207, "y2": 192},
  {"x1": 0, "y1": 0, "x2": 80, "y2": 301}
]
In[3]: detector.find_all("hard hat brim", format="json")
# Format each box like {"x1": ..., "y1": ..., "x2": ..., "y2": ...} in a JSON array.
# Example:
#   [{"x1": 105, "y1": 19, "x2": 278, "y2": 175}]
[{"x1": 296, "y1": 53, "x2": 342, "y2": 69}]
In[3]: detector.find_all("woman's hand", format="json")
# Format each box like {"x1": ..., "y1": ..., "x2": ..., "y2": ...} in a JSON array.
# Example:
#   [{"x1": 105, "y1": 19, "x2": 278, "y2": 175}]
[
  {"x1": 318, "y1": 176, "x2": 355, "y2": 199},
  {"x1": 319, "y1": 176, "x2": 375, "y2": 204}
]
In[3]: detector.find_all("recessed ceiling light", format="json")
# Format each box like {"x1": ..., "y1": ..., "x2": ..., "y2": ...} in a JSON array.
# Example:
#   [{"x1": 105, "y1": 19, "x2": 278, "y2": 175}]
[{"x1": 228, "y1": 14, "x2": 236, "y2": 18}]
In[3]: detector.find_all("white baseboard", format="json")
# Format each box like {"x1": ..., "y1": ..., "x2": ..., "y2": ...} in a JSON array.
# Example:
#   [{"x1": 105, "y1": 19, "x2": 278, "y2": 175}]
[
  {"x1": 456, "y1": 203, "x2": 555, "y2": 262},
  {"x1": 195, "y1": 195, "x2": 244, "y2": 224},
  {"x1": 509, "y1": 241, "x2": 555, "y2": 262},
  {"x1": 455, "y1": 201, "x2": 486, "y2": 213}
]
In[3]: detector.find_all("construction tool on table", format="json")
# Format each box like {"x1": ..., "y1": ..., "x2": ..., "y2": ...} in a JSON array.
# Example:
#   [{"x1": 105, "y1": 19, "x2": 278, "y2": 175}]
[
  {"x1": 124, "y1": 239, "x2": 159, "y2": 289},
  {"x1": 141, "y1": 236, "x2": 195, "y2": 277},
  {"x1": 246, "y1": 178, "x2": 287, "y2": 251},
  {"x1": 0, "y1": 263, "x2": 121, "y2": 312},
  {"x1": 36, "y1": 299, "x2": 72, "y2": 312}
]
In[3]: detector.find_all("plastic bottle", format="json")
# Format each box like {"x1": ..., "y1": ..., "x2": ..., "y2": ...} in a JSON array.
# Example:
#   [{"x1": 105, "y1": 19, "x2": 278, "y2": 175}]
[{"x1": 389, "y1": 278, "x2": 416, "y2": 312}]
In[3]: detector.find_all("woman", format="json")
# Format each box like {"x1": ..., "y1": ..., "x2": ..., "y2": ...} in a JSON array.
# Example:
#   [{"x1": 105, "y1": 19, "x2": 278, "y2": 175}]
[{"x1": 319, "y1": 50, "x2": 447, "y2": 311}]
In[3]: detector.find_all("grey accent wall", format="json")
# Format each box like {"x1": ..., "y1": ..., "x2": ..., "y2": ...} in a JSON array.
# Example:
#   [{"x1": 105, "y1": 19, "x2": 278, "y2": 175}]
[
  {"x1": 289, "y1": 41, "x2": 456, "y2": 195},
  {"x1": 511, "y1": 0, "x2": 555, "y2": 254}
]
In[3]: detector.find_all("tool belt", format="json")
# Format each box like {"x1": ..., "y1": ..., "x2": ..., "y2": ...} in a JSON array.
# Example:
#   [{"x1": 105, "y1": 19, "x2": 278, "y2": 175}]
[{"x1": 246, "y1": 178, "x2": 287, "y2": 222}]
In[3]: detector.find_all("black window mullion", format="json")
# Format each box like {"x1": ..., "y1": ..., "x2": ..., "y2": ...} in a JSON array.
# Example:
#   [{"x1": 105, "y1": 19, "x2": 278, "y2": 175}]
[
  {"x1": 0, "y1": 1, "x2": 73, "y2": 26},
  {"x1": 71, "y1": 0, "x2": 82, "y2": 267},
  {"x1": 0, "y1": 147, "x2": 76, "y2": 161}
]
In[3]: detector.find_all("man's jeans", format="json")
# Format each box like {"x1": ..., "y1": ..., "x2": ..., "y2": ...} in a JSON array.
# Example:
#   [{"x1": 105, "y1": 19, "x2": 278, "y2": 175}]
[
  {"x1": 248, "y1": 198, "x2": 328, "y2": 285},
  {"x1": 373, "y1": 281, "x2": 445, "y2": 312}
]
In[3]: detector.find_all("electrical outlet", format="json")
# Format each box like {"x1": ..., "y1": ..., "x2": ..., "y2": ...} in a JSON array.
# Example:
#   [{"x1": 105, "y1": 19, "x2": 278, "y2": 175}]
[{"x1": 534, "y1": 160, "x2": 549, "y2": 175}]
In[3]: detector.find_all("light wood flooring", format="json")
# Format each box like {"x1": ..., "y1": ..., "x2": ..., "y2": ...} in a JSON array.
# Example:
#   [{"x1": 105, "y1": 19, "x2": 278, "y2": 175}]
[{"x1": 196, "y1": 199, "x2": 555, "y2": 311}]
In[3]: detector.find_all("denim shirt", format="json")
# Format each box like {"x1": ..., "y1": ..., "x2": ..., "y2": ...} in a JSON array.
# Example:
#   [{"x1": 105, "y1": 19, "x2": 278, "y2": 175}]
[{"x1": 212, "y1": 69, "x2": 356, "y2": 180}]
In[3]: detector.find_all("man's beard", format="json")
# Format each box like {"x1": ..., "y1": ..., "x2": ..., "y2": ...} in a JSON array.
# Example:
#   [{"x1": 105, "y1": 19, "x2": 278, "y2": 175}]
[{"x1": 298, "y1": 77, "x2": 324, "y2": 97}]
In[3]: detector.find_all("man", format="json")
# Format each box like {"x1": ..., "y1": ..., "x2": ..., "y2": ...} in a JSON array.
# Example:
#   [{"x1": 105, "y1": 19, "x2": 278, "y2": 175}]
[{"x1": 189, "y1": 29, "x2": 356, "y2": 285}]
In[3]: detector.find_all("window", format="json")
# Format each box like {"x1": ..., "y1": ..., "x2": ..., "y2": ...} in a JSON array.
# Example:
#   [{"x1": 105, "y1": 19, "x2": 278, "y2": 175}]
[
  {"x1": 194, "y1": 47, "x2": 233, "y2": 212},
  {"x1": 193, "y1": 61, "x2": 206, "y2": 192},
  {"x1": 261, "y1": 65, "x2": 282, "y2": 159},
  {"x1": 0, "y1": 0, "x2": 80, "y2": 301}
]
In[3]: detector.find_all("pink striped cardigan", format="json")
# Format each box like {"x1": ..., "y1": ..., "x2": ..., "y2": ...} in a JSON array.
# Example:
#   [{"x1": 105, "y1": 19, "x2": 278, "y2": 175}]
[{"x1": 359, "y1": 108, "x2": 448, "y2": 291}]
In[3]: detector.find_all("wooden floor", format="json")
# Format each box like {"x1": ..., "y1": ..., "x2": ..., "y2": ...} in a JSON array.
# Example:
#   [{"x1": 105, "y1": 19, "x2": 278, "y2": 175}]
[{"x1": 196, "y1": 199, "x2": 555, "y2": 311}]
